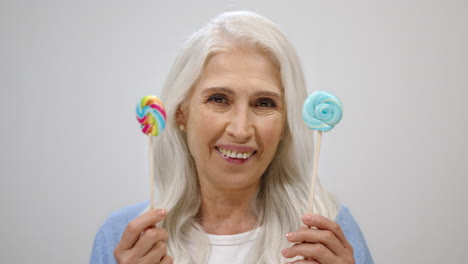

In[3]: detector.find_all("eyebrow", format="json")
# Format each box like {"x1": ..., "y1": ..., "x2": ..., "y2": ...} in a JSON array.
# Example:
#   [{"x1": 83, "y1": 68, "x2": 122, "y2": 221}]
[
  {"x1": 254, "y1": 91, "x2": 282, "y2": 100},
  {"x1": 202, "y1": 87, "x2": 234, "y2": 95},
  {"x1": 202, "y1": 87, "x2": 282, "y2": 100}
]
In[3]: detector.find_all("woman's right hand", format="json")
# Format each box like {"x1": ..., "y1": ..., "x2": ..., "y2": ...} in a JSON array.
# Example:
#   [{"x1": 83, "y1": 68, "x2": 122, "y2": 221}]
[{"x1": 114, "y1": 209, "x2": 173, "y2": 264}]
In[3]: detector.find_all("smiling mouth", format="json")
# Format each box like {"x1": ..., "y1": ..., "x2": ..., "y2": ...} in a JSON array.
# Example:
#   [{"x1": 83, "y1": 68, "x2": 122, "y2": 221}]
[{"x1": 215, "y1": 147, "x2": 256, "y2": 160}]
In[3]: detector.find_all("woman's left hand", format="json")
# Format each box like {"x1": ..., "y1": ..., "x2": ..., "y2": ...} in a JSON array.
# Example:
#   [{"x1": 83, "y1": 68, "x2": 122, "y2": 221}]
[{"x1": 281, "y1": 214, "x2": 355, "y2": 264}]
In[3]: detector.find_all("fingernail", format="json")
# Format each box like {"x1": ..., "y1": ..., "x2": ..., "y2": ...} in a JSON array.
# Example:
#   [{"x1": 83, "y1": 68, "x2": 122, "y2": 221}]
[
  {"x1": 303, "y1": 214, "x2": 313, "y2": 221},
  {"x1": 281, "y1": 248, "x2": 288, "y2": 256},
  {"x1": 157, "y1": 209, "x2": 167, "y2": 217},
  {"x1": 285, "y1": 232, "x2": 294, "y2": 239}
]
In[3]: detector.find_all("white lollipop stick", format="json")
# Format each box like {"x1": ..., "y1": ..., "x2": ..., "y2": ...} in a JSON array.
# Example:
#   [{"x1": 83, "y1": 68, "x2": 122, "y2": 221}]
[
  {"x1": 308, "y1": 131, "x2": 322, "y2": 213},
  {"x1": 149, "y1": 136, "x2": 155, "y2": 210}
]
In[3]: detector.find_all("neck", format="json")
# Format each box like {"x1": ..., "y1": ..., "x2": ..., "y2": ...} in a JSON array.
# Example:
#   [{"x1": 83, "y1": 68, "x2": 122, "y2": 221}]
[{"x1": 197, "y1": 183, "x2": 259, "y2": 235}]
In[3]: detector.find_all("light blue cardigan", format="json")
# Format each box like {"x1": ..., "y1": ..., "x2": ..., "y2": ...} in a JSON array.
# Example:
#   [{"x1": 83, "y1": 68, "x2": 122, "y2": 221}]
[{"x1": 90, "y1": 201, "x2": 374, "y2": 264}]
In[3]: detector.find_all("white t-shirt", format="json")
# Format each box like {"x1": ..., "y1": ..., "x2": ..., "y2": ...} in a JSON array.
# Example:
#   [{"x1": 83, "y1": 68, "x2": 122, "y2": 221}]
[{"x1": 206, "y1": 227, "x2": 262, "y2": 264}]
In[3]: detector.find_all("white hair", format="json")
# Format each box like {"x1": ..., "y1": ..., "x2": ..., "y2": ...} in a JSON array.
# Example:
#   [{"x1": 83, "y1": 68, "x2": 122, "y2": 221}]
[{"x1": 149, "y1": 10, "x2": 338, "y2": 264}]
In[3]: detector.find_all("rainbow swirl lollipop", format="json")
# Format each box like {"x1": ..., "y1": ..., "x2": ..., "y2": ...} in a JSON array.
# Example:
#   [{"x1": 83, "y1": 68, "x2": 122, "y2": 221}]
[
  {"x1": 136, "y1": 95, "x2": 166, "y2": 136},
  {"x1": 302, "y1": 91, "x2": 343, "y2": 132}
]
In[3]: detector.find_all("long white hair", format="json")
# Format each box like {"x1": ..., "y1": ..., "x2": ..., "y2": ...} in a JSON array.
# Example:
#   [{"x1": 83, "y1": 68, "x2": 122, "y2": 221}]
[{"x1": 149, "y1": 10, "x2": 338, "y2": 264}]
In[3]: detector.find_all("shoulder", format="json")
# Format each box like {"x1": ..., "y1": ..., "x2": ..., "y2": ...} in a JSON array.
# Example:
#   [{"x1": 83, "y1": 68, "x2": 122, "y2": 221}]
[
  {"x1": 335, "y1": 205, "x2": 375, "y2": 264},
  {"x1": 90, "y1": 201, "x2": 149, "y2": 264}
]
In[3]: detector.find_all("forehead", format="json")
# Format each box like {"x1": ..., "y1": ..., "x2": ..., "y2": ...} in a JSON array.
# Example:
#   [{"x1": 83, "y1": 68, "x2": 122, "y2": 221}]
[{"x1": 194, "y1": 49, "x2": 282, "y2": 95}]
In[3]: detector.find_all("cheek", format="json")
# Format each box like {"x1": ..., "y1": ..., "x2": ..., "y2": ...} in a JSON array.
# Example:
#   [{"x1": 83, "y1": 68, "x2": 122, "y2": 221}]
[
  {"x1": 258, "y1": 115, "x2": 284, "y2": 145},
  {"x1": 186, "y1": 107, "x2": 221, "y2": 151},
  {"x1": 188, "y1": 108, "x2": 221, "y2": 135}
]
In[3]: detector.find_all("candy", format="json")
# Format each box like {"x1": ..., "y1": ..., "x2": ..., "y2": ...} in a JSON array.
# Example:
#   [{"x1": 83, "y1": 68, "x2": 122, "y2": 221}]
[
  {"x1": 136, "y1": 95, "x2": 167, "y2": 136},
  {"x1": 302, "y1": 91, "x2": 343, "y2": 132}
]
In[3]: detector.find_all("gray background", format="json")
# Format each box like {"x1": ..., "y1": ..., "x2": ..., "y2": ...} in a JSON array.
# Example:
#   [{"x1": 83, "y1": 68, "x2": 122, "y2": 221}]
[{"x1": 1, "y1": 0, "x2": 467, "y2": 263}]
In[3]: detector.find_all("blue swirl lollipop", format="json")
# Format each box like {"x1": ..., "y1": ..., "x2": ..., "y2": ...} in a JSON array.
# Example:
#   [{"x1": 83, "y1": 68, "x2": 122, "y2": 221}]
[
  {"x1": 302, "y1": 91, "x2": 343, "y2": 213},
  {"x1": 302, "y1": 91, "x2": 343, "y2": 132}
]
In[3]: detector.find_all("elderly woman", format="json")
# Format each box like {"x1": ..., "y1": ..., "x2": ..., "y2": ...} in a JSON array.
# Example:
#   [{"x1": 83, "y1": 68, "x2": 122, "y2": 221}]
[{"x1": 91, "y1": 11, "x2": 373, "y2": 264}]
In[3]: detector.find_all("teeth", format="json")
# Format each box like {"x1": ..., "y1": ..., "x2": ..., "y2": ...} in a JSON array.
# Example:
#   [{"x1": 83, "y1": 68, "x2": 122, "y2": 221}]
[{"x1": 217, "y1": 147, "x2": 254, "y2": 160}]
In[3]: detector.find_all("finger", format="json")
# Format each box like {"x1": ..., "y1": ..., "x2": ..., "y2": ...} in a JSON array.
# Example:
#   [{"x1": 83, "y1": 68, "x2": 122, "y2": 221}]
[
  {"x1": 301, "y1": 214, "x2": 351, "y2": 249},
  {"x1": 160, "y1": 255, "x2": 173, "y2": 264},
  {"x1": 117, "y1": 209, "x2": 167, "y2": 250},
  {"x1": 282, "y1": 243, "x2": 334, "y2": 263},
  {"x1": 141, "y1": 241, "x2": 167, "y2": 264},
  {"x1": 288, "y1": 258, "x2": 320, "y2": 264},
  {"x1": 286, "y1": 228, "x2": 344, "y2": 256},
  {"x1": 132, "y1": 227, "x2": 169, "y2": 257}
]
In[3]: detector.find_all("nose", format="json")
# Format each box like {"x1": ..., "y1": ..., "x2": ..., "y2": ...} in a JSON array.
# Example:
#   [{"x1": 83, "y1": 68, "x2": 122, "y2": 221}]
[{"x1": 226, "y1": 106, "x2": 254, "y2": 142}]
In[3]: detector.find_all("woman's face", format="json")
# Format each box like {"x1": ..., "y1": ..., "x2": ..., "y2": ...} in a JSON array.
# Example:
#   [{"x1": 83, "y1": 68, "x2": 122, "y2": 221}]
[{"x1": 182, "y1": 48, "x2": 284, "y2": 191}]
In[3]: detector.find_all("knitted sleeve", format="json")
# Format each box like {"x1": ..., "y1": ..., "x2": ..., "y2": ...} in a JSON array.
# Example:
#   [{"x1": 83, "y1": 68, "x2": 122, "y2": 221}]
[
  {"x1": 89, "y1": 201, "x2": 149, "y2": 264},
  {"x1": 336, "y1": 205, "x2": 375, "y2": 264}
]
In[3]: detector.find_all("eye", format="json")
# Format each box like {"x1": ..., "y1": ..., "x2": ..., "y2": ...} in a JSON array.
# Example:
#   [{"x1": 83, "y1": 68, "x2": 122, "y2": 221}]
[
  {"x1": 208, "y1": 94, "x2": 228, "y2": 104},
  {"x1": 255, "y1": 98, "x2": 276, "y2": 108}
]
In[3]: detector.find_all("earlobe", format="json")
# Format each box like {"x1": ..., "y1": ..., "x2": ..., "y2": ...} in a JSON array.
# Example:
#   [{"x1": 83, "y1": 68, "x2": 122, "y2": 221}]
[{"x1": 176, "y1": 106, "x2": 186, "y2": 131}]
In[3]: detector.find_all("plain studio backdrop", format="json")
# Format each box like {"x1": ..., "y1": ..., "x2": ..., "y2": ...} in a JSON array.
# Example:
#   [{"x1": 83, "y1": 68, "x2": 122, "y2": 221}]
[{"x1": 1, "y1": 0, "x2": 467, "y2": 263}]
